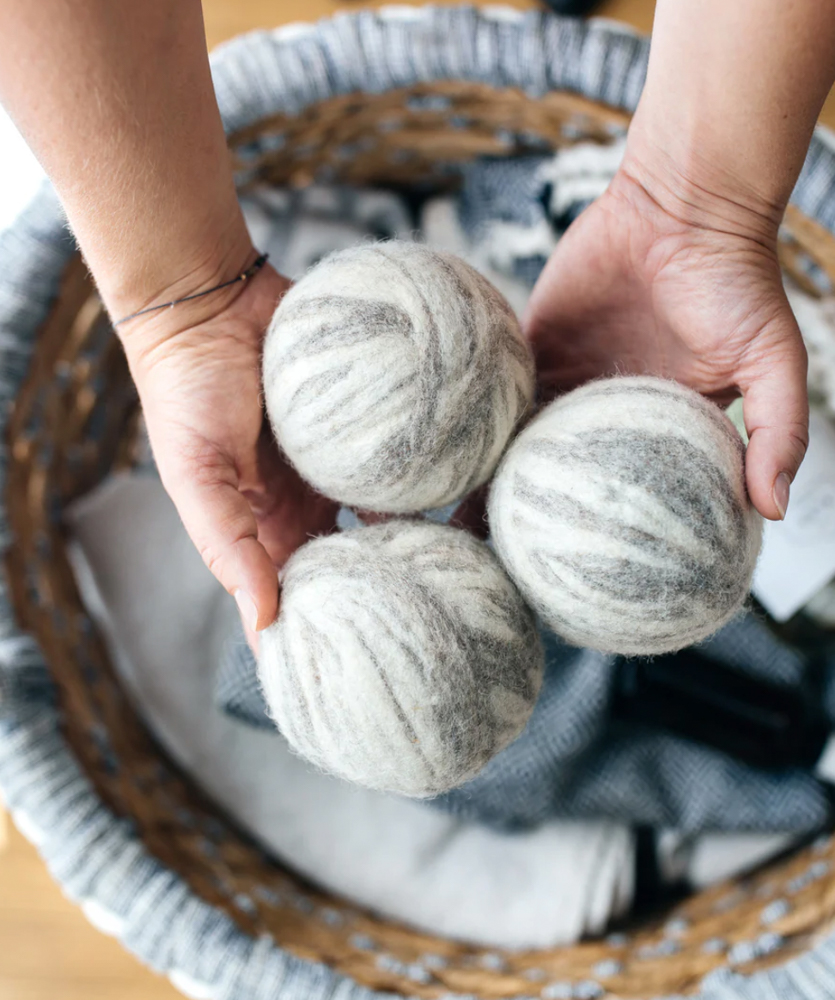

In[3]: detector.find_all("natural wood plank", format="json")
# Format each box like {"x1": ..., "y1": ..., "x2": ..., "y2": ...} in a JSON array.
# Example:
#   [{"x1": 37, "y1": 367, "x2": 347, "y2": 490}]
[
  {"x1": 201, "y1": 0, "x2": 653, "y2": 49},
  {"x1": 594, "y1": 0, "x2": 654, "y2": 33},
  {"x1": 0, "y1": 986, "x2": 181, "y2": 1000},
  {"x1": 0, "y1": 821, "x2": 178, "y2": 999},
  {"x1": 204, "y1": 0, "x2": 835, "y2": 130},
  {"x1": 202, "y1": 0, "x2": 537, "y2": 49}
]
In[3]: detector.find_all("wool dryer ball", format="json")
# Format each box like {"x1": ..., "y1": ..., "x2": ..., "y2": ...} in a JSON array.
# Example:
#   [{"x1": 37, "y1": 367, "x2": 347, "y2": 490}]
[
  {"x1": 263, "y1": 241, "x2": 535, "y2": 512},
  {"x1": 257, "y1": 520, "x2": 545, "y2": 797},
  {"x1": 488, "y1": 376, "x2": 763, "y2": 656}
]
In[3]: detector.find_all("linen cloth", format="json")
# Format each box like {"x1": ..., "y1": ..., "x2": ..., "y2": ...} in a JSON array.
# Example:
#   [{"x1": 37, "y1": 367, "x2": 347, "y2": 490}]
[{"x1": 67, "y1": 469, "x2": 636, "y2": 950}]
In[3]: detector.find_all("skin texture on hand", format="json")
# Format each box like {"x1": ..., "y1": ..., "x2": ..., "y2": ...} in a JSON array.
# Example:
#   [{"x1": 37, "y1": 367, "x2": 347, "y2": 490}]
[
  {"x1": 524, "y1": 166, "x2": 807, "y2": 521},
  {"x1": 0, "y1": 0, "x2": 343, "y2": 629},
  {"x1": 0, "y1": 0, "x2": 248, "y2": 316},
  {"x1": 127, "y1": 264, "x2": 339, "y2": 632},
  {"x1": 526, "y1": 0, "x2": 835, "y2": 522}
]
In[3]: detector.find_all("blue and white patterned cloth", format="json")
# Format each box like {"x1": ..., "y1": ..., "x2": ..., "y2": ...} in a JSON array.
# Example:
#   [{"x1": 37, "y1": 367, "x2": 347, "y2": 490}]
[
  {"x1": 454, "y1": 138, "x2": 625, "y2": 284},
  {"x1": 216, "y1": 594, "x2": 835, "y2": 834}
]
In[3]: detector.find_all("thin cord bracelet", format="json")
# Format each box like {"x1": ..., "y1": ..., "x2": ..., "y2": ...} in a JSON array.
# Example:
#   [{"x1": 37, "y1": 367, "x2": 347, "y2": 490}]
[{"x1": 113, "y1": 252, "x2": 270, "y2": 327}]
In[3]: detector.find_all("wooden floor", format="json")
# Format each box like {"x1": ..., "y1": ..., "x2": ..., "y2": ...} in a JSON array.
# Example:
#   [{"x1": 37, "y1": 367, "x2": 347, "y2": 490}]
[
  {"x1": 201, "y1": 0, "x2": 655, "y2": 51},
  {"x1": 4, "y1": 0, "x2": 834, "y2": 996},
  {"x1": 0, "y1": 808, "x2": 181, "y2": 999}
]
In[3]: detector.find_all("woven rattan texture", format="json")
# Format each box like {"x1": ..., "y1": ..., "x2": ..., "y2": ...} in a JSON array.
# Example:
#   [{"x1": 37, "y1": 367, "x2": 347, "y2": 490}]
[{"x1": 7, "y1": 85, "x2": 835, "y2": 999}]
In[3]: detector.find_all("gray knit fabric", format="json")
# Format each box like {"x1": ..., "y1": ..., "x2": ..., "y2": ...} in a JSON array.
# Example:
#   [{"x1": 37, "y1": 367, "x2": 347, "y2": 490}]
[
  {"x1": 218, "y1": 569, "x2": 835, "y2": 833},
  {"x1": 4, "y1": 9, "x2": 835, "y2": 1000}
]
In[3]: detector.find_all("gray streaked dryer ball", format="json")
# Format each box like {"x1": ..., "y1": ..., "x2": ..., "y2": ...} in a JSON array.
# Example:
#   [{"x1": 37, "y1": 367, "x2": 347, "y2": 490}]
[
  {"x1": 488, "y1": 376, "x2": 763, "y2": 655},
  {"x1": 257, "y1": 520, "x2": 545, "y2": 797},
  {"x1": 263, "y1": 241, "x2": 535, "y2": 513}
]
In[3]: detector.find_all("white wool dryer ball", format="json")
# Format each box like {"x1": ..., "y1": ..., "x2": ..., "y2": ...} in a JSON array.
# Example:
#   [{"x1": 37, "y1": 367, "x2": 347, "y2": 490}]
[
  {"x1": 263, "y1": 241, "x2": 535, "y2": 512},
  {"x1": 258, "y1": 520, "x2": 544, "y2": 797},
  {"x1": 488, "y1": 376, "x2": 763, "y2": 656}
]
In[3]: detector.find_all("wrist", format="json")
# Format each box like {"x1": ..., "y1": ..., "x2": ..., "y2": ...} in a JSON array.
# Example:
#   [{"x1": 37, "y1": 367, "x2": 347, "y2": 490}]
[
  {"x1": 120, "y1": 255, "x2": 288, "y2": 391},
  {"x1": 105, "y1": 207, "x2": 253, "y2": 313},
  {"x1": 621, "y1": 108, "x2": 786, "y2": 249},
  {"x1": 106, "y1": 218, "x2": 260, "y2": 353}
]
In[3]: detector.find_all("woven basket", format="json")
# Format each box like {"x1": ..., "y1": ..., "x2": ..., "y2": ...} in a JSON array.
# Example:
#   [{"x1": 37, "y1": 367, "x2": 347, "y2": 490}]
[{"x1": 4, "y1": 8, "x2": 835, "y2": 1000}]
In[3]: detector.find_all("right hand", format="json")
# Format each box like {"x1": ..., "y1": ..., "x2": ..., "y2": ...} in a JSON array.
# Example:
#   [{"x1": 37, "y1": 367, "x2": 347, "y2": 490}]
[{"x1": 524, "y1": 152, "x2": 809, "y2": 522}]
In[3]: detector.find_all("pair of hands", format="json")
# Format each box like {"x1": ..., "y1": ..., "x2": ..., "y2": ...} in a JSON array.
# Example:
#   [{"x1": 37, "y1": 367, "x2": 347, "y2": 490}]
[{"x1": 125, "y1": 163, "x2": 808, "y2": 635}]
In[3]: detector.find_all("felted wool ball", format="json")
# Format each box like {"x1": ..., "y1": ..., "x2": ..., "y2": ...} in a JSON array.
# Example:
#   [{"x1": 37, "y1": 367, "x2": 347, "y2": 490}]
[
  {"x1": 488, "y1": 376, "x2": 763, "y2": 656},
  {"x1": 263, "y1": 241, "x2": 535, "y2": 512},
  {"x1": 258, "y1": 520, "x2": 544, "y2": 797}
]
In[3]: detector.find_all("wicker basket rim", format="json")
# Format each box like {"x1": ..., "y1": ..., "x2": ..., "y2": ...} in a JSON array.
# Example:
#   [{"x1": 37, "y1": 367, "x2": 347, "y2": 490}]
[{"x1": 4, "y1": 9, "x2": 835, "y2": 1000}]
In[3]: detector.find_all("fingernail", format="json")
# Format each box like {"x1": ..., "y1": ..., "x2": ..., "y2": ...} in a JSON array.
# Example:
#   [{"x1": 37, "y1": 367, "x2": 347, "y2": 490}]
[
  {"x1": 773, "y1": 472, "x2": 791, "y2": 520},
  {"x1": 234, "y1": 589, "x2": 259, "y2": 631}
]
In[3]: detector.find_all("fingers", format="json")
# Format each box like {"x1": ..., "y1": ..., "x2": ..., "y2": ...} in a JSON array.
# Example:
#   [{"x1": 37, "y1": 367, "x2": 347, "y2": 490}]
[
  {"x1": 741, "y1": 323, "x2": 809, "y2": 521},
  {"x1": 163, "y1": 461, "x2": 280, "y2": 631},
  {"x1": 240, "y1": 615, "x2": 260, "y2": 657},
  {"x1": 247, "y1": 426, "x2": 340, "y2": 566}
]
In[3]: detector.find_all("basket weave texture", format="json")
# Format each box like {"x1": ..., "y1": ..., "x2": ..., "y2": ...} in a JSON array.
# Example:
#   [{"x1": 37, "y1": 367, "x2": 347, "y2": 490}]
[{"x1": 4, "y1": 8, "x2": 835, "y2": 1000}]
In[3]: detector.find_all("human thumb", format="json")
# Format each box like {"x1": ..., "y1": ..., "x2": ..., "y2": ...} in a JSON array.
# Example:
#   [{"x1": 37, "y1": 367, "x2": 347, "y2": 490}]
[{"x1": 740, "y1": 313, "x2": 809, "y2": 522}]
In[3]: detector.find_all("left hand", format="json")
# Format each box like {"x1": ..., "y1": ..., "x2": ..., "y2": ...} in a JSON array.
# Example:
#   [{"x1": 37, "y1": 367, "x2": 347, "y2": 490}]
[{"x1": 124, "y1": 260, "x2": 339, "y2": 633}]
